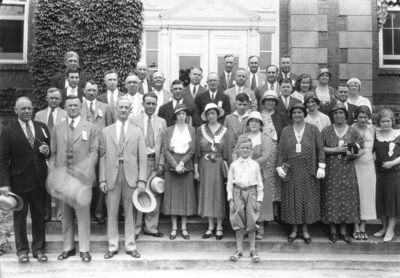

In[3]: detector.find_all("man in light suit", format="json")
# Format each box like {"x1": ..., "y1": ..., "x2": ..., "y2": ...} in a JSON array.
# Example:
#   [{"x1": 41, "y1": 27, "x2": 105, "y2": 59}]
[
  {"x1": 100, "y1": 97, "x2": 147, "y2": 259},
  {"x1": 34, "y1": 88, "x2": 67, "y2": 222},
  {"x1": 276, "y1": 78, "x2": 302, "y2": 123},
  {"x1": 136, "y1": 62, "x2": 152, "y2": 95},
  {"x1": 278, "y1": 55, "x2": 298, "y2": 85},
  {"x1": 49, "y1": 95, "x2": 98, "y2": 262},
  {"x1": 158, "y1": 80, "x2": 202, "y2": 128},
  {"x1": 183, "y1": 66, "x2": 207, "y2": 103},
  {"x1": 337, "y1": 83, "x2": 357, "y2": 125},
  {"x1": 224, "y1": 68, "x2": 257, "y2": 113},
  {"x1": 151, "y1": 71, "x2": 172, "y2": 115},
  {"x1": 81, "y1": 80, "x2": 113, "y2": 224},
  {"x1": 218, "y1": 54, "x2": 236, "y2": 92},
  {"x1": 124, "y1": 74, "x2": 144, "y2": 118},
  {"x1": 194, "y1": 72, "x2": 231, "y2": 124},
  {"x1": 131, "y1": 93, "x2": 166, "y2": 239},
  {"x1": 51, "y1": 51, "x2": 89, "y2": 90},
  {"x1": 0, "y1": 97, "x2": 50, "y2": 263},
  {"x1": 245, "y1": 55, "x2": 266, "y2": 91},
  {"x1": 97, "y1": 69, "x2": 125, "y2": 122},
  {"x1": 60, "y1": 68, "x2": 85, "y2": 109},
  {"x1": 255, "y1": 65, "x2": 281, "y2": 111}
]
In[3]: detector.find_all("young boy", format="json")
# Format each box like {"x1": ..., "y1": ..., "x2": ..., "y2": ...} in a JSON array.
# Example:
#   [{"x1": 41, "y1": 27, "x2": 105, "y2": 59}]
[
  {"x1": 223, "y1": 93, "x2": 250, "y2": 165},
  {"x1": 226, "y1": 137, "x2": 263, "y2": 262}
]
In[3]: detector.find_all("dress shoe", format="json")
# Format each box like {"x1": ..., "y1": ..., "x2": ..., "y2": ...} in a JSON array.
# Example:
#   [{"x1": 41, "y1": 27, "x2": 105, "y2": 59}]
[
  {"x1": 33, "y1": 253, "x2": 48, "y2": 262},
  {"x1": 104, "y1": 251, "x2": 118, "y2": 259},
  {"x1": 181, "y1": 229, "x2": 190, "y2": 240},
  {"x1": 383, "y1": 232, "x2": 394, "y2": 242},
  {"x1": 201, "y1": 229, "x2": 215, "y2": 239},
  {"x1": 250, "y1": 251, "x2": 261, "y2": 262},
  {"x1": 329, "y1": 233, "x2": 338, "y2": 243},
  {"x1": 339, "y1": 234, "x2": 352, "y2": 244},
  {"x1": 216, "y1": 229, "x2": 223, "y2": 241},
  {"x1": 96, "y1": 217, "x2": 106, "y2": 225},
  {"x1": 80, "y1": 252, "x2": 91, "y2": 262},
  {"x1": 126, "y1": 250, "x2": 140, "y2": 258},
  {"x1": 135, "y1": 234, "x2": 139, "y2": 241},
  {"x1": 18, "y1": 253, "x2": 29, "y2": 263},
  {"x1": 302, "y1": 231, "x2": 311, "y2": 244},
  {"x1": 58, "y1": 249, "x2": 76, "y2": 260},
  {"x1": 255, "y1": 232, "x2": 263, "y2": 240},
  {"x1": 229, "y1": 250, "x2": 243, "y2": 261},
  {"x1": 373, "y1": 230, "x2": 386, "y2": 237},
  {"x1": 287, "y1": 231, "x2": 298, "y2": 242},
  {"x1": 144, "y1": 231, "x2": 164, "y2": 237},
  {"x1": 170, "y1": 229, "x2": 177, "y2": 240}
]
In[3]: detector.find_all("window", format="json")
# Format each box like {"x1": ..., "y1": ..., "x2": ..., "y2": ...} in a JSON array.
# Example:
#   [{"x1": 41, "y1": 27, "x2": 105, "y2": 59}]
[
  {"x1": 145, "y1": 31, "x2": 159, "y2": 73},
  {"x1": 0, "y1": 0, "x2": 28, "y2": 63},
  {"x1": 259, "y1": 33, "x2": 272, "y2": 72},
  {"x1": 380, "y1": 8, "x2": 400, "y2": 67}
]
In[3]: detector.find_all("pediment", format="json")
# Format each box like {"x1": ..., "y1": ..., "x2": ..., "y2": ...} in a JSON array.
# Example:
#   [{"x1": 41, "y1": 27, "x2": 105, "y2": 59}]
[{"x1": 160, "y1": 0, "x2": 259, "y2": 20}]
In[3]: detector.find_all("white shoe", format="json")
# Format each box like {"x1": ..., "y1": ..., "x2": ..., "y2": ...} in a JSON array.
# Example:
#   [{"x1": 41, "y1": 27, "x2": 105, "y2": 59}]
[
  {"x1": 373, "y1": 230, "x2": 386, "y2": 237},
  {"x1": 383, "y1": 232, "x2": 394, "y2": 242}
]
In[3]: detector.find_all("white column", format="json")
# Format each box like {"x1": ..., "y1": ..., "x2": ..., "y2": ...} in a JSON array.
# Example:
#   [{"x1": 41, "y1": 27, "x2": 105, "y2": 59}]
[
  {"x1": 160, "y1": 26, "x2": 170, "y2": 89},
  {"x1": 249, "y1": 28, "x2": 259, "y2": 57}
]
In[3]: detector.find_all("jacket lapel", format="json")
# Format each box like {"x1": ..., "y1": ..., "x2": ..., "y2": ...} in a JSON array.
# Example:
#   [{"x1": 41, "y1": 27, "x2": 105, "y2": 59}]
[
  {"x1": 81, "y1": 100, "x2": 88, "y2": 121},
  {"x1": 73, "y1": 119, "x2": 85, "y2": 142},
  {"x1": 110, "y1": 123, "x2": 118, "y2": 147},
  {"x1": 11, "y1": 121, "x2": 33, "y2": 150},
  {"x1": 125, "y1": 122, "x2": 134, "y2": 143}
]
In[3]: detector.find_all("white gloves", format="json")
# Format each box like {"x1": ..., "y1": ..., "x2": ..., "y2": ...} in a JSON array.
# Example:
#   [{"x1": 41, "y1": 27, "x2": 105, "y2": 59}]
[
  {"x1": 316, "y1": 168, "x2": 325, "y2": 179},
  {"x1": 276, "y1": 167, "x2": 286, "y2": 178}
]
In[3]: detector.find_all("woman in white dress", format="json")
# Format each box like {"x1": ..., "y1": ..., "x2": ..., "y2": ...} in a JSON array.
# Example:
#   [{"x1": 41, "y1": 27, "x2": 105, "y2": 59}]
[
  {"x1": 291, "y1": 73, "x2": 313, "y2": 102},
  {"x1": 346, "y1": 78, "x2": 372, "y2": 112},
  {"x1": 303, "y1": 92, "x2": 331, "y2": 132},
  {"x1": 352, "y1": 106, "x2": 376, "y2": 240}
]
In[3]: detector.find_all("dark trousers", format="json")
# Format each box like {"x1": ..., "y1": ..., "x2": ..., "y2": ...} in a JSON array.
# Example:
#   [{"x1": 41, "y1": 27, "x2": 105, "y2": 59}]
[
  {"x1": 13, "y1": 184, "x2": 46, "y2": 256},
  {"x1": 92, "y1": 162, "x2": 105, "y2": 219}
]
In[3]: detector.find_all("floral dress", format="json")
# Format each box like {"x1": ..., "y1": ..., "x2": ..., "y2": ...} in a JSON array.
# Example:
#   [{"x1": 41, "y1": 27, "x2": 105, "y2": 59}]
[
  {"x1": 196, "y1": 124, "x2": 228, "y2": 218},
  {"x1": 313, "y1": 86, "x2": 337, "y2": 118}
]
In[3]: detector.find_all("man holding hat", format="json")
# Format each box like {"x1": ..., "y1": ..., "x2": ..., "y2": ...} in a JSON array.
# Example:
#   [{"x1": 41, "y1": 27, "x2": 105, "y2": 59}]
[
  {"x1": 131, "y1": 92, "x2": 166, "y2": 239},
  {"x1": 0, "y1": 97, "x2": 50, "y2": 263},
  {"x1": 100, "y1": 96, "x2": 148, "y2": 259}
]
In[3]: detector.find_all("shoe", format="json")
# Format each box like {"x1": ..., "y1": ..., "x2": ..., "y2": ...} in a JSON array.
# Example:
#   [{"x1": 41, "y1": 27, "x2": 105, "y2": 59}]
[
  {"x1": 255, "y1": 232, "x2": 264, "y2": 240},
  {"x1": 243, "y1": 233, "x2": 249, "y2": 239},
  {"x1": 170, "y1": 229, "x2": 177, "y2": 240},
  {"x1": 302, "y1": 231, "x2": 311, "y2": 244},
  {"x1": 339, "y1": 234, "x2": 352, "y2": 243},
  {"x1": 216, "y1": 229, "x2": 223, "y2": 241},
  {"x1": 250, "y1": 251, "x2": 261, "y2": 262},
  {"x1": 229, "y1": 250, "x2": 243, "y2": 261},
  {"x1": 329, "y1": 233, "x2": 338, "y2": 243},
  {"x1": 58, "y1": 249, "x2": 76, "y2": 260},
  {"x1": 33, "y1": 253, "x2": 48, "y2": 262},
  {"x1": 383, "y1": 232, "x2": 394, "y2": 242},
  {"x1": 96, "y1": 217, "x2": 106, "y2": 225},
  {"x1": 181, "y1": 229, "x2": 190, "y2": 240},
  {"x1": 18, "y1": 254, "x2": 29, "y2": 263},
  {"x1": 201, "y1": 229, "x2": 215, "y2": 239},
  {"x1": 287, "y1": 231, "x2": 298, "y2": 242},
  {"x1": 104, "y1": 251, "x2": 118, "y2": 259},
  {"x1": 274, "y1": 215, "x2": 281, "y2": 224},
  {"x1": 135, "y1": 234, "x2": 139, "y2": 241},
  {"x1": 80, "y1": 252, "x2": 91, "y2": 262},
  {"x1": 144, "y1": 231, "x2": 164, "y2": 237},
  {"x1": 352, "y1": 232, "x2": 360, "y2": 240},
  {"x1": 360, "y1": 231, "x2": 368, "y2": 240},
  {"x1": 126, "y1": 250, "x2": 140, "y2": 258},
  {"x1": 373, "y1": 230, "x2": 386, "y2": 237}
]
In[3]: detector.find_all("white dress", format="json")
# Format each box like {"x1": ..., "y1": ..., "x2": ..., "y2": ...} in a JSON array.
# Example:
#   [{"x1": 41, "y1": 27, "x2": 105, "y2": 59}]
[
  {"x1": 353, "y1": 125, "x2": 377, "y2": 220},
  {"x1": 304, "y1": 112, "x2": 331, "y2": 132}
]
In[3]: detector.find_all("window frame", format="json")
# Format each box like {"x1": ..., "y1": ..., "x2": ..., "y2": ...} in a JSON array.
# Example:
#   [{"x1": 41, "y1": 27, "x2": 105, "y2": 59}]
[
  {"x1": 259, "y1": 32, "x2": 273, "y2": 74},
  {"x1": 379, "y1": 6, "x2": 400, "y2": 69},
  {"x1": 141, "y1": 30, "x2": 160, "y2": 73}
]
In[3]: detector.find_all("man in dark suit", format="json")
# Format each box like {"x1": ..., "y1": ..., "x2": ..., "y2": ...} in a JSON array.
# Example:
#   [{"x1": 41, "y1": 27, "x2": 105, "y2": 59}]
[
  {"x1": 136, "y1": 62, "x2": 152, "y2": 95},
  {"x1": 337, "y1": 83, "x2": 357, "y2": 125},
  {"x1": 277, "y1": 55, "x2": 298, "y2": 85},
  {"x1": 183, "y1": 66, "x2": 207, "y2": 103},
  {"x1": 51, "y1": 51, "x2": 89, "y2": 90},
  {"x1": 158, "y1": 80, "x2": 202, "y2": 128},
  {"x1": 276, "y1": 78, "x2": 302, "y2": 122},
  {"x1": 194, "y1": 72, "x2": 231, "y2": 124},
  {"x1": 218, "y1": 54, "x2": 236, "y2": 93},
  {"x1": 255, "y1": 65, "x2": 281, "y2": 111},
  {"x1": 60, "y1": 68, "x2": 85, "y2": 109},
  {"x1": 0, "y1": 97, "x2": 50, "y2": 263}
]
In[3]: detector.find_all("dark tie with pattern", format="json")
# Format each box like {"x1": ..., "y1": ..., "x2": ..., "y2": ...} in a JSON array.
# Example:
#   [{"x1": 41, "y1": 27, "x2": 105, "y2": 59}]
[
  {"x1": 48, "y1": 108, "x2": 55, "y2": 131},
  {"x1": 251, "y1": 74, "x2": 256, "y2": 91},
  {"x1": 193, "y1": 86, "x2": 196, "y2": 96},
  {"x1": 146, "y1": 117, "x2": 155, "y2": 149},
  {"x1": 70, "y1": 119, "x2": 75, "y2": 131},
  {"x1": 90, "y1": 101, "x2": 95, "y2": 115},
  {"x1": 26, "y1": 123, "x2": 34, "y2": 148}
]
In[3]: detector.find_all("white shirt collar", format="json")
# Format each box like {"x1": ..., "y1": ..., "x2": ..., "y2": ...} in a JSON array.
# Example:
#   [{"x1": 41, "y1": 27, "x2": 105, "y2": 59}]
[
  {"x1": 172, "y1": 98, "x2": 183, "y2": 108},
  {"x1": 238, "y1": 157, "x2": 250, "y2": 163},
  {"x1": 342, "y1": 101, "x2": 349, "y2": 110},
  {"x1": 250, "y1": 71, "x2": 259, "y2": 77},
  {"x1": 107, "y1": 89, "x2": 118, "y2": 94},
  {"x1": 190, "y1": 83, "x2": 199, "y2": 91},
  {"x1": 233, "y1": 111, "x2": 249, "y2": 118},
  {"x1": 68, "y1": 115, "x2": 81, "y2": 127},
  {"x1": 282, "y1": 72, "x2": 291, "y2": 77},
  {"x1": 86, "y1": 99, "x2": 96, "y2": 108},
  {"x1": 18, "y1": 118, "x2": 33, "y2": 128},
  {"x1": 235, "y1": 85, "x2": 245, "y2": 92},
  {"x1": 47, "y1": 106, "x2": 59, "y2": 112}
]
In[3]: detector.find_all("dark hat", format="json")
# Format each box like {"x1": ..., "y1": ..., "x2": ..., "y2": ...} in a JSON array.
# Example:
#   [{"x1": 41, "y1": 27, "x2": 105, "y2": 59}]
[
  {"x1": 317, "y1": 68, "x2": 332, "y2": 80},
  {"x1": 303, "y1": 92, "x2": 320, "y2": 106},
  {"x1": 172, "y1": 103, "x2": 191, "y2": 121},
  {"x1": 329, "y1": 102, "x2": 348, "y2": 120},
  {"x1": 289, "y1": 103, "x2": 308, "y2": 119}
]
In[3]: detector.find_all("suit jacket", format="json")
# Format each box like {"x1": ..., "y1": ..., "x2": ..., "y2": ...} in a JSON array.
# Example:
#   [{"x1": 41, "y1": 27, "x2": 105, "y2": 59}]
[
  {"x1": 277, "y1": 72, "x2": 299, "y2": 83},
  {"x1": 346, "y1": 102, "x2": 357, "y2": 126},
  {"x1": 100, "y1": 122, "x2": 147, "y2": 189},
  {"x1": 34, "y1": 107, "x2": 68, "y2": 127},
  {"x1": 245, "y1": 72, "x2": 267, "y2": 90},
  {"x1": 51, "y1": 72, "x2": 90, "y2": 90},
  {"x1": 271, "y1": 110, "x2": 289, "y2": 142},
  {"x1": 194, "y1": 90, "x2": 231, "y2": 124},
  {"x1": 0, "y1": 121, "x2": 50, "y2": 193},
  {"x1": 224, "y1": 86, "x2": 258, "y2": 113},
  {"x1": 130, "y1": 114, "x2": 167, "y2": 167},
  {"x1": 152, "y1": 89, "x2": 172, "y2": 105},
  {"x1": 223, "y1": 113, "x2": 250, "y2": 165},
  {"x1": 276, "y1": 96, "x2": 302, "y2": 123},
  {"x1": 49, "y1": 119, "x2": 98, "y2": 186},
  {"x1": 139, "y1": 78, "x2": 153, "y2": 95},
  {"x1": 218, "y1": 72, "x2": 235, "y2": 93},
  {"x1": 96, "y1": 90, "x2": 126, "y2": 123},
  {"x1": 80, "y1": 100, "x2": 113, "y2": 145},
  {"x1": 157, "y1": 98, "x2": 202, "y2": 129},
  {"x1": 183, "y1": 85, "x2": 207, "y2": 103},
  {"x1": 255, "y1": 83, "x2": 281, "y2": 111},
  {"x1": 60, "y1": 87, "x2": 85, "y2": 109}
]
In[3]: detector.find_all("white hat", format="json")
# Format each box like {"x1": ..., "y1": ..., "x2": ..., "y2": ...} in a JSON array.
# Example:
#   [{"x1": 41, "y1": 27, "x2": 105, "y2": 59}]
[
  {"x1": 347, "y1": 78, "x2": 361, "y2": 87},
  {"x1": 201, "y1": 103, "x2": 225, "y2": 121},
  {"x1": 0, "y1": 192, "x2": 23, "y2": 211},
  {"x1": 132, "y1": 188, "x2": 157, "y2": 213},
  {"x1": 146, "y1": 171, "x2": 164, "y2": 196}
]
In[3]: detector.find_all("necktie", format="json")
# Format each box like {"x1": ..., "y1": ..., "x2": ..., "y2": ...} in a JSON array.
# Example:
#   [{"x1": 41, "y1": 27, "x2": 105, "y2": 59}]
[
  {"x1": 146, "y1": 117, "x2": 155, "y2": 149},
  {"x1": 251, "y1": 74, "x2": 256, "y2": 91},
  {"x1": 118, "y1": 121, "x2": 125, "y2": 156},
  {"x1": 48, "y1": 108, "x2": 55, "y2": 131},
  {"x1": 285, "y1": 73, "x2": 288, "y2": 79},
  {"x1": 110, "y1": 90, "x2": 115, "y2": 109},
  {"x1": 227, "y1": 74, "x2": 230, "y2": 86},
  {"x1": 26, "y1": 123, "x2": 34, "y2": 148},
  {"x1": 237, "y1": 87, "x2": 241, "y2": 95},
  {"x1": 284, "y1": 98, "x2": 289, "y2": 110},
  {"x1": 271, "y1": 84, "x2": 275, "y2": 91},
  {"x1": 139, "y1": 81, "x2": 144, "y2": 94},
  {"x1": 193, "y1": 86, "x2": 196, "y2": 96},
  {"x1": 211, "y1": 93, "x2": 215, "y2": 102},
  {"x1": 70, "y1": 119, "x2": 75, "y2": 131},
  {"x1": 90, "y1": 101, "x2": 95, "y2": 116}
]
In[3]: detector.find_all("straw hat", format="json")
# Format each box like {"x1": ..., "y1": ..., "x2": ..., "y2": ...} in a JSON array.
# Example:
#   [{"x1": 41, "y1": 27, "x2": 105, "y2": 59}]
[
  {"x1": 146, "y1": 171, "x2": 164, "y2": 196},
  {"x1": 132, "y1": 188, "x2": 157, "y2": 213},
  {"x1": 0, "y1": 192, "x2": 23, "y2": 212},
  {"x1": 261, "y1": 90, "x2": 278, "y2": 105},
  {"x1": 200, "y1": 103, "x2": 224, "y2": 121}
]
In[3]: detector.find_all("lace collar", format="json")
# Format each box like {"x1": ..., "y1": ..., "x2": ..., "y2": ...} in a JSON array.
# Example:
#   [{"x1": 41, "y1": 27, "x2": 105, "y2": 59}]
[
  {"x1": 201, "y1": 124, "x2": 227, "y2": 146},
  {"x1": 376, "y1": 129, "x2": 400, "y2": 142}
]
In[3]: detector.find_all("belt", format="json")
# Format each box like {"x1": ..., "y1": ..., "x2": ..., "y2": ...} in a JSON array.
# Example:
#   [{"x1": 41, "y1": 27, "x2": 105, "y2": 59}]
[
  {"x1": 119, "y1": 160, "x2": 124, "y2": 164},
  {"x1": 233, "y1": 184, "x2": 256, "y2": 191},
  {"x1": 147, "y1": 153, "x2": 156, "y2": 158}
]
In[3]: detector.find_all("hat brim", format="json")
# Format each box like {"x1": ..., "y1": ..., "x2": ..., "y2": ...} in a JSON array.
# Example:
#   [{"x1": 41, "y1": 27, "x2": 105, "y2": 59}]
[
  {"x1": 317, "y1": 71, "x2": 332, "y2": 80},
  {"x1": 132, "y1": 188, "x2": 157, "y2": 213},
  {"x1": 146, "y1": 171, "x2": 164, "y2": 195},
  {"x1": 201, "y1": 106, "x2": 225, "y2": 121},
  {"x1": 304, "y1": 96, "x2": 320, "y2": 106},
  {"x1": 261, "y1": 97, "x2": 278, "y2": 105},
  {"x1": 172, "y1": 108, "x2": 191, "y2": 121},
  {"x1": 329, "y1": 107, "x2": 348, "y2": 121},
  {"x1": 289, "y1": 106, "x2": 308, "y2": 119},
  {"x1": 0, "y1": 193, "x2": 24, "y2": 211}
]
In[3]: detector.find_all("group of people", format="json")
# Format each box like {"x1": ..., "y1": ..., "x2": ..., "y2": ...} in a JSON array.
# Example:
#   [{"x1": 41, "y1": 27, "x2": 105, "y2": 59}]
[{"x1": 0, "y1": 51, "x2": 399, "y2": 264}]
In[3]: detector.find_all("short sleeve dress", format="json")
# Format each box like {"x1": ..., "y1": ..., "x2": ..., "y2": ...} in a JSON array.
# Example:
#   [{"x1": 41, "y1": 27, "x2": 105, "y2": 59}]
[
  {"x1": 196, "y1": 124, "x2": 228, "y2": 219},
  {"x1": 321, "y1": 125, "x2": 362, "y2": 224}
]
